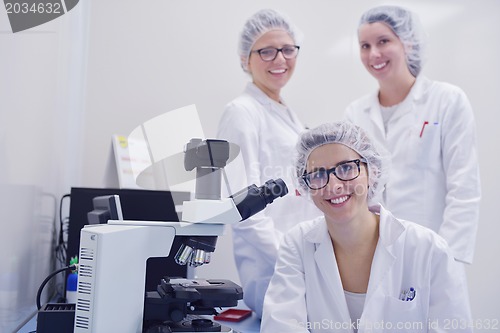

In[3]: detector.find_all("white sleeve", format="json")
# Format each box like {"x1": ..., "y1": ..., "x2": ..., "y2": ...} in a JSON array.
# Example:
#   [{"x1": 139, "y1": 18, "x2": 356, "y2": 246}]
[
  {"x1": 428, "y1": 237, "x2": 473, "y2": 332},
  {"x1": 217, "y1": 101, "x2": 281, "y2": 317},
  {"x1": 261, "y1": 232, "x2": 310, "y2": 333},
  {"x1": 439, "y1": 88, "x2": 481, "y2": 264}
]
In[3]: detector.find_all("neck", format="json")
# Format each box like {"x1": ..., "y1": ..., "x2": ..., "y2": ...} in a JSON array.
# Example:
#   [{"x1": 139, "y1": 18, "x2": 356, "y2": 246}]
[
  {"x1": 328, "y1": 211, "x2": 379, "y2": 253},
  {"x1": 328, "y1": 211, "x2": 379, "y2": 294},
  {"x1": 378, "y1": 74, "x2": 416, "y2": 107},
  {"x1": 253, "y1": 81, "x2": 281, "y2": 103}
]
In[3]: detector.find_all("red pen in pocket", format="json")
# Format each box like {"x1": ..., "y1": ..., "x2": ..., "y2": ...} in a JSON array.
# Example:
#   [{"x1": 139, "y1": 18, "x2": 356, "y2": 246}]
[{"x1": 419, "y1": 121, "x2": 429, "y2": 138}]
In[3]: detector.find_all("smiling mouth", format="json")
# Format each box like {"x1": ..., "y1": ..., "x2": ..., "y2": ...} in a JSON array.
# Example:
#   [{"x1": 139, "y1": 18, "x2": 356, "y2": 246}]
[
  {"x1": 329, "y1": 195, "x2": 350, "y2": 205},
  {"x1": 269, "y1": 69, "x2": 286, "y2": 74},
  {"x1": 372, "y1": 62, "x2": 387, "y2": 70}
]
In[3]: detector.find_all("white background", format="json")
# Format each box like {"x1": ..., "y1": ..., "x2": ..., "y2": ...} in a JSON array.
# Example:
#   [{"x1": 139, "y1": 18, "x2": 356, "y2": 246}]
[{"x1": 1, "y1": 0, "x2": 499, "y2": 331}]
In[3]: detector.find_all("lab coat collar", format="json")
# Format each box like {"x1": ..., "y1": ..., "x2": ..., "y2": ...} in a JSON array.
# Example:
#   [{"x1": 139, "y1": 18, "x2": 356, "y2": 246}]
[
  {"x1": 303, "y1": 215, "x2": 328, "y2": 244},
  {"x1": 308, "y1": 219, "x2": 352, "y2": 323},
  {"x1": 244, "y1": 82, "x2": 303, "y2": 131},
  {"x1": 364, "y1": 205, "x2": 404, "y2": 305},
  {"x1": 302, "y1": 204, "x2": 405, "y2": 247},
  {"x1": 410, "y1": 75, "x2": 431, "y2": 103},
  {"x1": 305, "y1": 205, "x2": 405, "y2": 310},
  {"x1": 370, "y1": 204, "x2": 406, "y2": 248},
  {"x1": 244, "y1": 82, "x2": 280, "y2": 107},
  {"x1": 359, "y1": 75, "x2": 431, "y2": 111}
]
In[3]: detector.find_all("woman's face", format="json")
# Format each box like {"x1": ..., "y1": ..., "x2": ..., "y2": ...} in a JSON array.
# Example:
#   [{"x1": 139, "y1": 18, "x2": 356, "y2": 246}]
[
  {"x1": 306, "y1": 143, "x2": 369, "y2": 225},
  {"x1": 247, "y1": 30, "x2": 297, "y2": 101},
  {"x1": 358, "y1": 22, "x2": 411, "y2": 83}
]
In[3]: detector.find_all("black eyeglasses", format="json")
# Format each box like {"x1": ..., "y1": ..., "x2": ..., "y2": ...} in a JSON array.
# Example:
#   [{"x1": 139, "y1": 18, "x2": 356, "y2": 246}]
[
  {"x1": 251, "y1": 45, "x2": 300, "y2": 62},
  {"x1": 302, "y1": 159, "x2": 367, "y2": 190}
]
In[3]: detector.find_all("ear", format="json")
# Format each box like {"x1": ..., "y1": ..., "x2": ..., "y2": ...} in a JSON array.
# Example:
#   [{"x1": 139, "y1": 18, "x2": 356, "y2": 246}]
[{"x1": 241, "y1": 56, "x2": 250, "y2": 73}]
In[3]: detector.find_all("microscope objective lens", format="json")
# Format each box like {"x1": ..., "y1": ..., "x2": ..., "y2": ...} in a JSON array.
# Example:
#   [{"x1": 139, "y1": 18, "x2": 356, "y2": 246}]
[{"x1": 175, "y1": 244, "x2": 193, "y2": 265}]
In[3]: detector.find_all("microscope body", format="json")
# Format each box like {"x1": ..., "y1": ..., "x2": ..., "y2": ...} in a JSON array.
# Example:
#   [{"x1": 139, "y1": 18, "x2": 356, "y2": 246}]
[{"x1": 74, "y1": 219, "x2": 226, "y2": 333}]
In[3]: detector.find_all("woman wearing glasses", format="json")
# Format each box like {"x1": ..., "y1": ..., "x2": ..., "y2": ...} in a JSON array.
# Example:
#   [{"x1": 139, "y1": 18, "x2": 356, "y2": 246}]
[
  {"x1": 216, "y1": 9, "x2": 320, "y2": 317},
  {"x1": 261, "y1": 122, "x2": 472, "y2": 333}
]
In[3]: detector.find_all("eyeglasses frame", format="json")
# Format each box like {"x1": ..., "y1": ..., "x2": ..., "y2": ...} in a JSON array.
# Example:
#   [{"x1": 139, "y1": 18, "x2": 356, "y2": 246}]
[
  {"x1": 302, "y1": 158, "x2": 367, "y2": 190},
  {"x1": 251, "y1": 45, "x2": 300, "y2": 62}
]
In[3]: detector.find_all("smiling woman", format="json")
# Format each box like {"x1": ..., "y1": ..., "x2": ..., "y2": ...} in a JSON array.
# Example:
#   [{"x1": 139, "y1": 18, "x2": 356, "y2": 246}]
[
  {"x1": 345, "y1": 3, "x2": 481, "y2": 273},
  {"x1": 216, "y1": 8, "x2": 321, "y2": 318},
  {"x1": 261, "y1": 121, "x2": 473, "y2": 333},
  {"x1": 246, "y1": 29, "x2": 298, "y2": 102}
]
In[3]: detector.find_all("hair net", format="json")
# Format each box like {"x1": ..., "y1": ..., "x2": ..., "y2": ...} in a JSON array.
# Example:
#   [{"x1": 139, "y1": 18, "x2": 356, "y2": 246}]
[
  {"x1": 295, "y1": 121, "x2": 390, "y2": 204},
  {"x1": 359, "y1": 5, "x2": 426, "y2": 77},
  {"x1": 238, "y1": 9, "x2": 303, "y2": 72}
]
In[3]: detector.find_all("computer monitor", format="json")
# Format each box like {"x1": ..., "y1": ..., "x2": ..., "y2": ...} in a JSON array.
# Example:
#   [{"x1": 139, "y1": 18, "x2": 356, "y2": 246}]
[
  {"x1": 67, "y1": 187, "x2": 191, "y2": 290},
  {"x1": 87, "y1": 195, "x2": 123, "y2": 225}
]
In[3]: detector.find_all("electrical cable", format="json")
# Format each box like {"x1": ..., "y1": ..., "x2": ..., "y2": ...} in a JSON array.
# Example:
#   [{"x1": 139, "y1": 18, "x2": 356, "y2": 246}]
[
  {"x1": 36, "y1": 264, "x2": 77, "y2": 310},
  {"x1": 55, "y1": 194, "x2": 71, "y2": 267}
]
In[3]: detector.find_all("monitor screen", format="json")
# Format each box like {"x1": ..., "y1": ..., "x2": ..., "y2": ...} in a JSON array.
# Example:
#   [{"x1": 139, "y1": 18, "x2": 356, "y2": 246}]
[
  {"x1": 67, "y1": 187, "x2": 191, "y2": 290},
  {"x1": 87, "y1": 194, "x2": 124, "y2": 225}
]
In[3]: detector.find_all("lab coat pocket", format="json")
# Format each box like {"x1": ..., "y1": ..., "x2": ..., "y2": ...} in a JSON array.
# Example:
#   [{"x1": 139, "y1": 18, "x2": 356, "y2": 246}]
[
  {"x1": 407, "y1": 122, "x2": 440, "y2": 170},
  {"x1": 383, "y1": 295, "x2": 426, "y2": 332}
]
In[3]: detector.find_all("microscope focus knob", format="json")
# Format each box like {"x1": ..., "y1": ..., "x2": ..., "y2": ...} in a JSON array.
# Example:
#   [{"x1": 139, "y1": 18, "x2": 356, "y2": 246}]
[
  {"x1": 192, "y1": 319, "x2": 213, "y2": 328},
  {"x1": 144, "y1": 324, "x2": 172, "y2": 333}
]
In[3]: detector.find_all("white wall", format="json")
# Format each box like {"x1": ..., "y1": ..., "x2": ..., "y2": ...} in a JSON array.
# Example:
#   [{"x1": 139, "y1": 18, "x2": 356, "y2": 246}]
[
  {"x1": 1, "y1": 0, "x2": 499, "y2": 331},
  {"x1": 0, "y1": 2, "x2": 90, "y2": 331}
]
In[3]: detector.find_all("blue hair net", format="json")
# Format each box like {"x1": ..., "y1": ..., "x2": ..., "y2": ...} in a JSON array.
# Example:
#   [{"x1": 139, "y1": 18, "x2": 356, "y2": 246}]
[
  {"x1": 359, "y1": 5, "x2": 426, "y2": 77},
  {"x1": 238, "y1": 9, "x2": 303, "y2": 72}
]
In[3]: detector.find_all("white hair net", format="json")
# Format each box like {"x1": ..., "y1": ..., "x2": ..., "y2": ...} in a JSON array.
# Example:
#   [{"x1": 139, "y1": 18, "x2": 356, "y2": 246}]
[
  {"x1": 238, "y1": 8, "x2": 303, "y2": 72},
  {"x1": 359, "y1": 5, "x2": 426, "y2": 77},
  {"x1": 295, "y1": 121, "x2": 389, "y2": 204}
]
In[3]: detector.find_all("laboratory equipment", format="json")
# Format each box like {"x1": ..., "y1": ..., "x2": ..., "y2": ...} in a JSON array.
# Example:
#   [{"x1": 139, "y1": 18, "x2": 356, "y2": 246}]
[
  {"x1": 66, "y1": 187, "x2": 190, "y2": 290},
  {"x1": 73, "y1": 139, "x2": 288, "y2": 333}
]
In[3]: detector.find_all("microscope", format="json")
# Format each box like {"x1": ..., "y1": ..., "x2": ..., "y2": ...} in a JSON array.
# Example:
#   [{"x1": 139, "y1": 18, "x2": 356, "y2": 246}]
[{"x1": 73, "y1": 139, "x2": 288, "y2": 333}]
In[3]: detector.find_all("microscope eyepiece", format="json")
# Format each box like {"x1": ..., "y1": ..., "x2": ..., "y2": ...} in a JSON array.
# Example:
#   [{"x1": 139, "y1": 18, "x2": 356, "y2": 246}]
[{"x1": 230, "y1": 178, "x2": 288, "y2": 221}]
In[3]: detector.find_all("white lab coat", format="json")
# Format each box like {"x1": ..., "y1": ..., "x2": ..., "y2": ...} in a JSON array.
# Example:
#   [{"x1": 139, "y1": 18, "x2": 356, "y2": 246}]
[
  {"x1": 345, "y1": 75, "x2": 481, "y2": 264},
  {"x1": 261, "y1": 205, "x2": 472, "y2": 333},
  {"x1": 217, "y1": 83, "x2": 321, "y2": 317}
]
